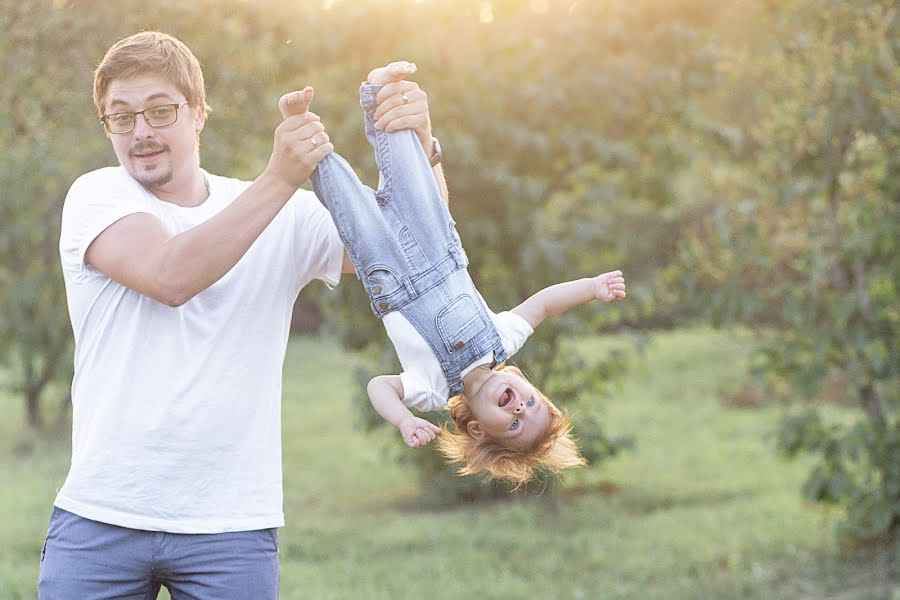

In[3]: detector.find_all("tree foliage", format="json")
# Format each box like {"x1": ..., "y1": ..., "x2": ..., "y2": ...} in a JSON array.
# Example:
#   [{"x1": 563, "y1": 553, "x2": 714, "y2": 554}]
[{"x1": 668, "y1": 0, "x2": 898, "y2": 544}]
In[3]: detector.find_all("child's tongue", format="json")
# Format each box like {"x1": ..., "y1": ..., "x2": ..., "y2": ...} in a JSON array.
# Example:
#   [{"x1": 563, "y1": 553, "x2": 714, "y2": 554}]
[{"x1": 498, "y1": 389, "x2": 512, "y2": 407}]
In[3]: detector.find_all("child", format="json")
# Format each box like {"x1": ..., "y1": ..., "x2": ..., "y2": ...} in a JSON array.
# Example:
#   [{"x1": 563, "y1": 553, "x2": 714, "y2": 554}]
[{"x1": 279, "y1": 62, "x2": 626, "y2": 484}]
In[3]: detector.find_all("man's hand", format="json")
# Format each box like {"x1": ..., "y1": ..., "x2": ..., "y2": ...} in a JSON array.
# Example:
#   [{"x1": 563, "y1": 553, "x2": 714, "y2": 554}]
[
  {"x1": 264, "y1": 86, "x2": 333, "y2": 189},
  {"x1": 399, "y1": 416, "x2": 442, "y2": 448},
  {"x1": 593, "y1": 270, "x2": 627, "y2": 303},
  {"x1": 368, "y1": 62, "x2": 434, "y2": 159}
]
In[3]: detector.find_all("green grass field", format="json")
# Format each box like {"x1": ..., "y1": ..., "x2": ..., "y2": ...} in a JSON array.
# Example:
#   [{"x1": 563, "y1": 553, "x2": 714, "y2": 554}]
[{"x1": 1, "y1": 329, "x2": 895, "y2": 599}]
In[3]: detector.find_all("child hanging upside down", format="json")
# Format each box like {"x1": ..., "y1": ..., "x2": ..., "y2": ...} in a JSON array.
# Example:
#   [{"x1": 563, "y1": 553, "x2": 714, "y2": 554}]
[{"x1": 279, "y1": 62, "x2": 626, "y2": 485}]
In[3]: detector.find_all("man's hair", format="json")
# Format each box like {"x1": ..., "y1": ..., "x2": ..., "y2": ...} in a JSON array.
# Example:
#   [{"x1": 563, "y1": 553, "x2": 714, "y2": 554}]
[
  {"x1": 437, "y1": 365, "x2": 586, "y2": 485},
  {"x1": 93, "y1": 31, "x2": 210, "y2": 117}
]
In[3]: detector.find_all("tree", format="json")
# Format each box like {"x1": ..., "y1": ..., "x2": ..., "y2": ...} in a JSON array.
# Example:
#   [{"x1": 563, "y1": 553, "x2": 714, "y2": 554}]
[
  {"x1": 0, "y1": 1, "x2": 111, "y2": 429},
  {"x1": 670, "y1": 0, "x2": 898, "y2": 544}
]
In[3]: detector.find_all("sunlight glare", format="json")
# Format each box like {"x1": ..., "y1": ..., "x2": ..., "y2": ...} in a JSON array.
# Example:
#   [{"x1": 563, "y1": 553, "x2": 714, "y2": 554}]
[{"x1": 480, "y1": 2, "x2": 495, "y2": 23}]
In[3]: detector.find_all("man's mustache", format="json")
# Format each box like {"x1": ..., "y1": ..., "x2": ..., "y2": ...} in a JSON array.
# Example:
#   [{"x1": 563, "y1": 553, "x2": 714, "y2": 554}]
[{"x1": 130, "y1": 141, "x2": 169, "y2": 157}]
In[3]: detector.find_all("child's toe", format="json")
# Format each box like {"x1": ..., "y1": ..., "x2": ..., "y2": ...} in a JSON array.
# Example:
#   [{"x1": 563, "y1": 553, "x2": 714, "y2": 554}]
[
  {"x1": 278, "y1": 88, "x2": 312, "y2": 118},
  {"x1": 367, "y1": 61, "x2": 417, "y2": 85}
]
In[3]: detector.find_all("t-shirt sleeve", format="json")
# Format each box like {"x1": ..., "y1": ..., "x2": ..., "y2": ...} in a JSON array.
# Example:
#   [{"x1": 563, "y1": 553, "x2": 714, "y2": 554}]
[
  {"x1": 59, "y1": 170, "x2": 154, "y2": 279},
  {"x1": 290, "y1": 189, "x2": 344, "y2": 289},
  {"x1": 399, "y1": 370, "x2": 448, "y2": 413},
  {"x1": 491, "y1": 310, "x2": 535, "y2": 359}
]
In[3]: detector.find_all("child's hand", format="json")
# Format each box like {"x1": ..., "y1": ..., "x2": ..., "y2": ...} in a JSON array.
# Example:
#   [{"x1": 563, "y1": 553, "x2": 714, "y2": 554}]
[
  {"x1": 399, "y1": 416, "x2": 442, "y2": 448},
  {"x1": 594, "y1": 270, "x2": 627, "y2": 303}
]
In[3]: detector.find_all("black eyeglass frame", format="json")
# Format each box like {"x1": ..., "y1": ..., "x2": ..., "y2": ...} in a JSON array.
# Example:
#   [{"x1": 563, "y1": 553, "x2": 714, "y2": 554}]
[{"x1": 100, "y1": 100, "x2": 190, "y2": 135}]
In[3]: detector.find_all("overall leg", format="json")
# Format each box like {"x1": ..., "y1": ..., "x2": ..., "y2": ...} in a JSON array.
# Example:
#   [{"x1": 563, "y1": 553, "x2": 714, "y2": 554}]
[
  {"x1": 310, "y1": 151, "x2": 409, "y2": 276},
  {"x1": 280, "y1": 86, "x2": 410, "y2": 279},
  {"x1": 38, "y1": 507, "x2": 160, "y2": 600},
  {"x1": 360, "y1": 79, "x2": 459, "y2": 272}
]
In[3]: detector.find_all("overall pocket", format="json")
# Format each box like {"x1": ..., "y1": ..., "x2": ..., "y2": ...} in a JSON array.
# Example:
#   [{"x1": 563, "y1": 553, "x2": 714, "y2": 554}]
[
  {"x1": 364, "y1": 265, "x2": 403, "y2": 309},
  {"x1": 436, "y1": 295, "x2": 488, "y2": 354}
]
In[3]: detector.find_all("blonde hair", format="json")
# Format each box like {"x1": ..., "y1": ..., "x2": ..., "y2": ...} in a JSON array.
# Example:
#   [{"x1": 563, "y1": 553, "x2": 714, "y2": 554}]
[
  {"x1": 437, "y1": 365, "x2": 586, "y2": 485},
  {"x1": 93, "y1": 31, "x2": 210, "y2": 117}
]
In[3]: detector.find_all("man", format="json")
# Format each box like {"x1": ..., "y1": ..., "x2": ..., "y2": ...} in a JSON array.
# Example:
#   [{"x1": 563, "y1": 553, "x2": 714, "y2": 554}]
[{"x1": 40, "y1": 31, "x2": 446, "y2": 598}]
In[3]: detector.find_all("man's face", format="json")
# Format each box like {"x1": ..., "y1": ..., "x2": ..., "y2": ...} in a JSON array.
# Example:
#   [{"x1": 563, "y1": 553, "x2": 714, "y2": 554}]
[{"x1": 103, "y1": 74, "x2": 204, "y2": 192}]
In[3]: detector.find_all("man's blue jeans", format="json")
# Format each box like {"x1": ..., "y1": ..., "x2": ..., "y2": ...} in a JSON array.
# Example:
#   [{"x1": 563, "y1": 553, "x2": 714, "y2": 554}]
[{"x1": 38, "y1": 507, "x2": 279, "y2": 599}]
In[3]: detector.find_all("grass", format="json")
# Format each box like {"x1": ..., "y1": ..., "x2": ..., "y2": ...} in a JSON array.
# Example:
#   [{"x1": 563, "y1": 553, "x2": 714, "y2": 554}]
[{"x1": 0, "y1": 328, "x2": 896, "y2": 599}]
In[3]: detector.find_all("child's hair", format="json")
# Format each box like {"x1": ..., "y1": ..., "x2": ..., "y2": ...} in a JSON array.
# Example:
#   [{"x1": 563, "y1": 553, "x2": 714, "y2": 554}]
[{"x1": 437, "y1": 365, "x2": 586, "y2": 485}]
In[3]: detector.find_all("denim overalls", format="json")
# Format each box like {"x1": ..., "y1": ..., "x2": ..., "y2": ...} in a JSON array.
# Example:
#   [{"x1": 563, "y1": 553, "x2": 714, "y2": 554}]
[{"x1": 310, "y1": 83, "x2": 506, "y2": 397}]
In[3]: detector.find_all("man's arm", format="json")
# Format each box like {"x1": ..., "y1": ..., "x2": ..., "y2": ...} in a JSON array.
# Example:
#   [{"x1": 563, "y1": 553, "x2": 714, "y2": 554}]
[
  {"x1": 87, "y1": 110, "x2": 332, "y2": 306},
  {"x1": 367, "y1": 375, "x2": 441, "y2": 448},
  {"x1": 428, "y1": 163, "x2": 449, "y2": 208},
  {"x1": 511, "y1": 270, "x2": 627, "y2": 330}
]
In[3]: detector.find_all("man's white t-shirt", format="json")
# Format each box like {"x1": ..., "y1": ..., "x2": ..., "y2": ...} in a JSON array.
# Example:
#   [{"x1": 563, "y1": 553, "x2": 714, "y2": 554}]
[
  {"x1": 56, "y1": 166, "x2": 344, "y2": 534},
  {"x1": 384, "y1": 304, "x2": 534, "y2": 413}
]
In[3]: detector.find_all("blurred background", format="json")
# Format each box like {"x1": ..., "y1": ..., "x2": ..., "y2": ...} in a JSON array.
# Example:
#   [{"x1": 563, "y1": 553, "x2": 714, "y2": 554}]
[{"x1": 0, "y1": 0, "x2": 897, "y2": 598}]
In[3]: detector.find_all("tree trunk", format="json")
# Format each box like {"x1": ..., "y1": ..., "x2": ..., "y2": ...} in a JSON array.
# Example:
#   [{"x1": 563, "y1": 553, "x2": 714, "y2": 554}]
[
  {"x1": 26, "y1": 387, "x2": 42, "y2": 430},
  {"x1": 859, "y1": 383, "x2": 884, "y2": 423},
  {"x1": 55, "y1": 391, "x2": 72, "y2": 430}
]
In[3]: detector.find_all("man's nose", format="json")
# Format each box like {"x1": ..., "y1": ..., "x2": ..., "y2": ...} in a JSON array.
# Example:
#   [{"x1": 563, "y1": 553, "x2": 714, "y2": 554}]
[{"x1": 132, "y1": 113, "x2": 155, "y2": 137}]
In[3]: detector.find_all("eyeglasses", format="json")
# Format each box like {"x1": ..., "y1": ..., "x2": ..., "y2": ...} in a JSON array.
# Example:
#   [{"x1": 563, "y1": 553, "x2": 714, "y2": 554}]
[{"x1": 100, "y1": 100, "x2": 189, "y2": 134}]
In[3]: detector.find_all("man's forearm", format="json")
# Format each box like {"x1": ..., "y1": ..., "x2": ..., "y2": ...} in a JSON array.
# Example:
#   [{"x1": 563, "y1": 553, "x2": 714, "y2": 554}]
[
  {"x1": 148, "y1": 172, "x2": 297, "y2": 305},
  {"x1": 416, "y1": 128, "x2": 447, "y2": 206},
  {"x1": 432, "y1": 162, "x2": 449, "y2": 207}
]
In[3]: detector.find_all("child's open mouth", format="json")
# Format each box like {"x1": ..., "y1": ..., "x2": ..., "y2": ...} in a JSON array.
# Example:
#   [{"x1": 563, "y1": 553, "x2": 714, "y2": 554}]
[{"x1": 498, "y1": 387, "x2": 514, "y2": 407}]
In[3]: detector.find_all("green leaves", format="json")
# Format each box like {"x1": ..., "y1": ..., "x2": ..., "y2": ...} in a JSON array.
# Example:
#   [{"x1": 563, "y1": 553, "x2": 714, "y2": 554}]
[
  {"x1": 664, "y1": 0, "x2": 899, "y2": 544},
  {"x1": 779, "y1": 403, "x2": 900, "y2": 542}
]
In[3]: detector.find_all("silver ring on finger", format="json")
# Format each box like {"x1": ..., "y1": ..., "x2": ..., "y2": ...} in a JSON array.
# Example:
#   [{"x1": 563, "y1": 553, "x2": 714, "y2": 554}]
[
  {"x1": 310, "y1": 136, "x2": 319, "y2": 148},
  {"x1": 401, "y1": 92, "x2": 410, "y2": 104}
]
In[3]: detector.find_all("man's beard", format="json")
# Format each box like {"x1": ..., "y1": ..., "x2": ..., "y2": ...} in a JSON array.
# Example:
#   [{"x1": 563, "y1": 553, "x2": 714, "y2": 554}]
[
  {"x1": 133, "y1": 167, "x2": 174, "y2": 189},
  {"x1": 129, "y1": 141, "x2": 173, "y2": 189}
]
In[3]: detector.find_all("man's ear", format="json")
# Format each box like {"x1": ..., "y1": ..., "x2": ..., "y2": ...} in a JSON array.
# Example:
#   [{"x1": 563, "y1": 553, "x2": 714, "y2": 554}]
[
  {"x1": 466, "y1": 420, "x2": 485, "y2": 439},
  {"x1": 193, "y1": 104, "x2": 206, "y2": 135}
]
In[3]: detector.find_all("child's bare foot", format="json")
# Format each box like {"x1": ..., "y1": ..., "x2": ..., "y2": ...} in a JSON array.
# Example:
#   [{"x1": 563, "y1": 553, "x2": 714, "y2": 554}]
[
  {"x1": 278, "y1": 86, "x2": 313, "y2": 119},
  {"x1": 367, "y1": 61, "x2": 417, "y2": 85}
]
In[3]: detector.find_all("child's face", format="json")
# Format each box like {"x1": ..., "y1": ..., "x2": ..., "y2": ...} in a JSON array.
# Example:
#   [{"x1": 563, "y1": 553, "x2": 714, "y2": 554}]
[{"x1": 466, "y1": 371, "x2": 551, "y2": 449}]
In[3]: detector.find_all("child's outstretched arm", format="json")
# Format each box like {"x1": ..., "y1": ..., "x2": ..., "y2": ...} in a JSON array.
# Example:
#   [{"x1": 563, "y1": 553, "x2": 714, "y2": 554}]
[
  {"x1": 511, "y1": 270, "x2": 627, "y2": 329},
  {"x1": 367, "y1": 375, "x2": 442, "y2": 448}
]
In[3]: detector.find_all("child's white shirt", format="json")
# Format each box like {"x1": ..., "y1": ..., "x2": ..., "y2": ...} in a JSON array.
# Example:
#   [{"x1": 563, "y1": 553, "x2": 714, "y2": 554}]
[{"x1": 382, "y1": 299, "x2": 534, "y2": 412}]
